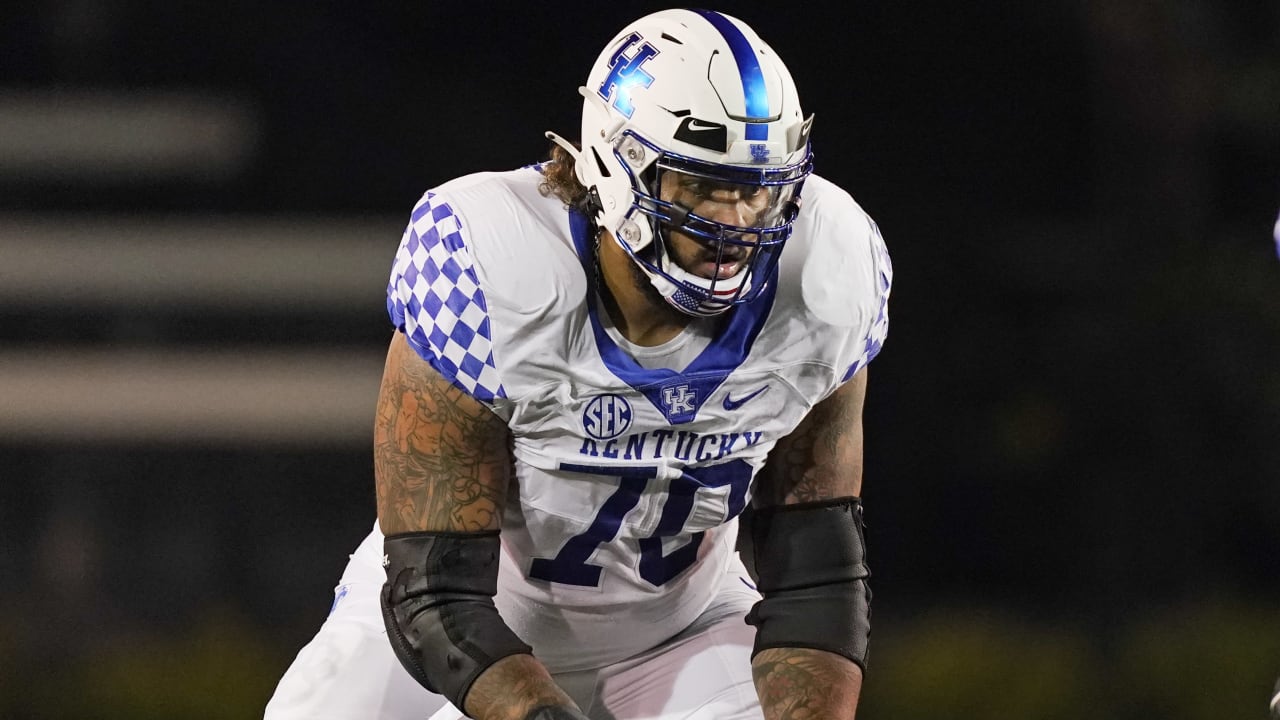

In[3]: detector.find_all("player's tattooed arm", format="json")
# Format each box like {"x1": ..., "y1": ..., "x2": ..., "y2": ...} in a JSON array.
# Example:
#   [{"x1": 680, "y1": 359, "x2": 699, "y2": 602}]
[
  {"x1": 374, "y1": 331, "x2": 512, "y2": 534},
  {"x1": 374, "y1": 334, "x2": 584, "y2": 720},
  {"x1": 753, "y1": 648, "x2": 863, "y2": 720},
  {"x1": 463, "y1": 655, "x2": 586, "y2": 720},
  {"x1": 754, "y1": 366, "x2": 865, "y2": 504},
  {"x1": 751, "y1": 367, "x2": 868, "y2": 720}
]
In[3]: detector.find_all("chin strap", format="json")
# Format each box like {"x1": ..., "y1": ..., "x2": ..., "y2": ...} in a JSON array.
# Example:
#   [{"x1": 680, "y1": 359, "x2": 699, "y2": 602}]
[{"x1": 648, "y1": 226, "x2": 750, "y2": 316}]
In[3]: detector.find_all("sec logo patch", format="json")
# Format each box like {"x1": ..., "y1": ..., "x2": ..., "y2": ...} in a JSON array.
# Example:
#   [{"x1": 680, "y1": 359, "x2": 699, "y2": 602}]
[{"x1": 582, "y1": 394, "x2": 633, "y2": 440}]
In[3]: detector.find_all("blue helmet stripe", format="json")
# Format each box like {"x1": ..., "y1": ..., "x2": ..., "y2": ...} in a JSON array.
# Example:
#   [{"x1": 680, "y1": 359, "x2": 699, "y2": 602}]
[{"x1": 692, "y1": 9, "x2": 770, "y2": 138}]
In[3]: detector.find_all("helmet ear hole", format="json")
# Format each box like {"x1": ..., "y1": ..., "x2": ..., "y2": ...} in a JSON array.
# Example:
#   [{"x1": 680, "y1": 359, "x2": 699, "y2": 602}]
[{"x1": 591, "y1": 147, "x2": 612, "y2": 178}]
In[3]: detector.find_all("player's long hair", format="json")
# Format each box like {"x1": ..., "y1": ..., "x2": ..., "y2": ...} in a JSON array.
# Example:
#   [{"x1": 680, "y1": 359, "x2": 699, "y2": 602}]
[{"x1": 538, "y1": 140, "x2": 593, "y2": 215}]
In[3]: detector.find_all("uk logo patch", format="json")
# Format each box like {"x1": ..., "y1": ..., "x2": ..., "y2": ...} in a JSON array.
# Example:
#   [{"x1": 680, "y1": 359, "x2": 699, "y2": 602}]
[
  {"x1": 661, "y1": 384, "x2": 697, "y2": 415},
  {"x1": 750, "y1": 143, "x2": 770, "y2": 163}
]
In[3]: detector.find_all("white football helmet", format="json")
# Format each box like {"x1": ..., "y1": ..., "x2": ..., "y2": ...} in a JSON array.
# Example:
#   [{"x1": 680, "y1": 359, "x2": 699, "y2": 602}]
[{"x1": 552, "y1": 9, "x2": 814, "y2": 317}]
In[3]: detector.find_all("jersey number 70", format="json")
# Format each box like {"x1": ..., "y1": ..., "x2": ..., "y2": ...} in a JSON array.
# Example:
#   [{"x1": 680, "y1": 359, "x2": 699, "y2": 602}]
[{"x1": 527, "y1": 459, "x2": 752, "y2": 587}]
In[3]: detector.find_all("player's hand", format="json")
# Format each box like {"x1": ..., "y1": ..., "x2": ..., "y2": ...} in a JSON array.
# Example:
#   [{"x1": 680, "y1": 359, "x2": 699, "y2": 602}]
[
  {"x1": 1269, "y1": 675, "x2": 1280, "y2": 720},
  {"x1": 524, "y1": 705, "x2": 590, "y2": 720}
]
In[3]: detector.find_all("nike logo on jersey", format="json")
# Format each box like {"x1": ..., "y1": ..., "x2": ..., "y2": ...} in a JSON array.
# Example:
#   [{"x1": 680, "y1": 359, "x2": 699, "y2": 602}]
[{"x1": 723, "y1": 385, "x2": 769, "y2": 411}]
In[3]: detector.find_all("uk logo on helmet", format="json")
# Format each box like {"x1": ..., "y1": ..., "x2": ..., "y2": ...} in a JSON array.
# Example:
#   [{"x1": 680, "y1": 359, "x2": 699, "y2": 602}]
[{"x1": 598, "y1": 32, "x2": 659, "y2": 119}]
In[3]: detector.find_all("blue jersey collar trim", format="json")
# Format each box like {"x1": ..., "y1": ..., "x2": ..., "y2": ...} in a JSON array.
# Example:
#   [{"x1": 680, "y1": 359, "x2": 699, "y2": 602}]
[{"x1": 569, "y1": 209, "x2": 775, "y2": 424}]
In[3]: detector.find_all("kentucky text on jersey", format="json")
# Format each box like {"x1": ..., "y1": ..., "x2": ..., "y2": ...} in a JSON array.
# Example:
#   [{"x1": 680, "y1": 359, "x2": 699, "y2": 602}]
[{"x1": 579, "y1": 428, "x2": 764, "y2": 462}]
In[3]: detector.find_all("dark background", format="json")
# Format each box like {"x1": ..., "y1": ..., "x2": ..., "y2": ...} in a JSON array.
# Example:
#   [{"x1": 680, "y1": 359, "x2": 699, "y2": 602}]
[{"x1": 2, "y1": 2, "x2": 1278, "y2": 718}]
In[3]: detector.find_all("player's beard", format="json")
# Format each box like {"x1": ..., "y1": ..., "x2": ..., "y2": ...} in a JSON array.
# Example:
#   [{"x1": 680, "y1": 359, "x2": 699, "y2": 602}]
[
  {"x1": 594, "y1": 229, "x2": 690, "y2": 329},
  {"x1": 627, "y1": 242, "x2": 688, "y2": 322}
]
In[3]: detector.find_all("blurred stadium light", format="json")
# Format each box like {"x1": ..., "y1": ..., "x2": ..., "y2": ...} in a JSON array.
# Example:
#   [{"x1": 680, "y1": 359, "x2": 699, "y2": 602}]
[
  {"x1": 0, "y1": 347, "x2": 382, "y2": 444},
  {"x1": 0, "y1": 214, "x2": 397, "y2": 444},
  {"x1": 0, "y1": 90, "x2": 258, "y2": 181},
  {"x1": 0, "y1": 215, "x2": 394, "y2": 308}
]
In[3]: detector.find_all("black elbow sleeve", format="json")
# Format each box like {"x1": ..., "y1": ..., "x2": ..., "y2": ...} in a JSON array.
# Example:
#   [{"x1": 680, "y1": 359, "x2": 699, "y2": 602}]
[
  {"x1": 744, "y1": 497, "x2": 872, "y2": 670},
  {"x1": 380, "y1": 531, "x2": 532, "y2": 708}
]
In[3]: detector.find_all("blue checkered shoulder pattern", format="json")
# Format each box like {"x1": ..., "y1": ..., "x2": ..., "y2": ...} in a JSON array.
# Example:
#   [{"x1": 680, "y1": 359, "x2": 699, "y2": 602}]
[
  {"x1": 387, "y1": 191, "x2": 507, "y2": 404},
  {"x1": 843, "y1": 220, "x2": 893, "y2": 382}
]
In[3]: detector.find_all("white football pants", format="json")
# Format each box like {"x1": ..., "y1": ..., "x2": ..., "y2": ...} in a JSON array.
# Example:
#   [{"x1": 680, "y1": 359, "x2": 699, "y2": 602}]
[{"x1": 264, "y1": 526, "x2": 764, "y2": 720}]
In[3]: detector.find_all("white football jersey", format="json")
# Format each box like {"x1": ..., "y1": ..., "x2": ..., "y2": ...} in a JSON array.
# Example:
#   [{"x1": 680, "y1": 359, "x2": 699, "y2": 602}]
[{"x1": 386, "y1": 166, "x2": 891, "y2": 672}]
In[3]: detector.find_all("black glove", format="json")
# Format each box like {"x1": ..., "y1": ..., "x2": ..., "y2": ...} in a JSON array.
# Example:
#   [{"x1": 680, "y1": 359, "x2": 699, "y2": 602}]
[{"x1": 524, "y1": 705, "x2": 590, "y2": 720}]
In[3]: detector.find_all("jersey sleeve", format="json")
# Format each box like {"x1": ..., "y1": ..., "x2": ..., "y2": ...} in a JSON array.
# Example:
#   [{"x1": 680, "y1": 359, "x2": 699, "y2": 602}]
[
  {"x1": 386, "y1": 190, "x2": 507, "y2": 406},
  {"x1": 840, "y1": 219, "x2": 893, "y2": 383}
]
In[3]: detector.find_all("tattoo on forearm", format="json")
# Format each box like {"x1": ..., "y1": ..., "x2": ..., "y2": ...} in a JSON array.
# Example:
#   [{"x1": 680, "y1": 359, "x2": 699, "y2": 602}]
[
  {"x1": 753, "y1": 649, "x2": 861, "y2": 720},
  {"x1": 463, "y1": 655, "x2": 578, "y2": 720},
  {"x1": 757, "y1": 373, "x2": 865, "y2": 506},
  {"x1": 374, "y1": 337, "x2": 511, "y2": 534}
]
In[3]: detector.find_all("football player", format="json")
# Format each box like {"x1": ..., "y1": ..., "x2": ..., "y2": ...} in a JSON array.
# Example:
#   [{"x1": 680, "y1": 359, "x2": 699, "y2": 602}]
[{"x1": 265, "y1": 9, "x2": 891, "y2": 720}]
